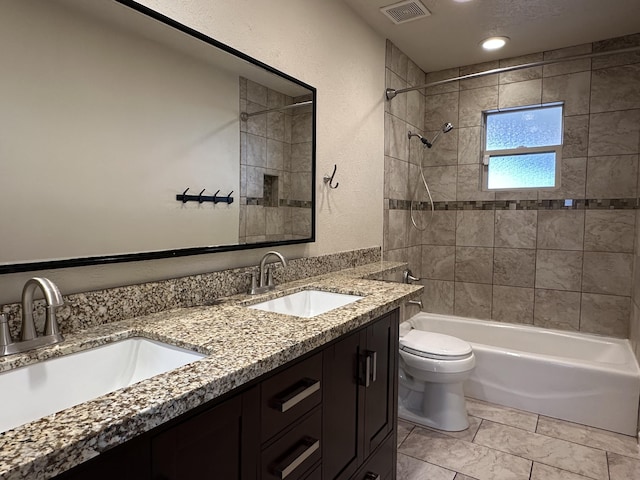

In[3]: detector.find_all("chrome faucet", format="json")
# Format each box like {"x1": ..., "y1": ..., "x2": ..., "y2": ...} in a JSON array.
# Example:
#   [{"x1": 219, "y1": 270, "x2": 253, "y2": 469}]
[
  {"x1": 249, "y1": 251, "x2": 288, "y2": 294},
  {"x1": 0, "y1": 277, "x2": 64, "y2": 357}
]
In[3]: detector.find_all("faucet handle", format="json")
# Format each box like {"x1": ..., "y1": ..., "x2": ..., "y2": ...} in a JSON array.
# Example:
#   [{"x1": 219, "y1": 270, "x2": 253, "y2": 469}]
[
  {"x1": 266, "y1": 267, "x2": 274, "y2": 287},
  {"x1": 0, "y1": 314, "x2": 12, "y2": 347}
]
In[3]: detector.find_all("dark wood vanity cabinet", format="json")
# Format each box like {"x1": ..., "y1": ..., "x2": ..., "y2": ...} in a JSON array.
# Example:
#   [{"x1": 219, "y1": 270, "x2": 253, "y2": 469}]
[
  {"x1": 53, "y1": 309, "x2": 398, "y2": 480},
  {"x1": 322, "y1": 309, "x2": 398, "y2": 480}
]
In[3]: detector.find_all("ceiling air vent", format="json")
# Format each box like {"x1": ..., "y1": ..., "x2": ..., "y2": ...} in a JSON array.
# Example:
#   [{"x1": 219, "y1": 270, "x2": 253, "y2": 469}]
[{"x1": 380, "y1": 0, "x2": 431, "y2": 25}]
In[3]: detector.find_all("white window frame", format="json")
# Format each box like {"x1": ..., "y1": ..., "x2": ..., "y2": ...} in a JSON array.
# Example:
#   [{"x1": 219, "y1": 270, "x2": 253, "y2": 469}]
[{"x1": 481, "y1": 103, "x2": 564, "y2": 192}]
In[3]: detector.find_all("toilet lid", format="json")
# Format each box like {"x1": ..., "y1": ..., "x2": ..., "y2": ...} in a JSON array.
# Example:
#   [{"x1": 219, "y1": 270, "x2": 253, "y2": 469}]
[{"x1": 400, "y1": 330, "x2": 472, "y2": 360}]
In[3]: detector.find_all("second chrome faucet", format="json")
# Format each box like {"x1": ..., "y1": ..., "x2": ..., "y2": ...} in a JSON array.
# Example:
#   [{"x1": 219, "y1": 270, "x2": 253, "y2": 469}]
[{"x1": 249, "y1": 251, "x2": 288, "y2": 295}]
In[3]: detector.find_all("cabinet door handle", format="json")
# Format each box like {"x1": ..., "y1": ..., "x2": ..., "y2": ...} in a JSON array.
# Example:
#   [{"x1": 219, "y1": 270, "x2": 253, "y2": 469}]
[
  {"x1": 273, "y1": 436, "x2": 320, "y2": 479},
  {"x1": 364, "y1": 473, "x2": 381, "y2": 480},
  {"x1": 361, "y1": 351, "x2": 377, "y2": 387},
  {"x1": 363, "y1": 353, "x2": 371, "y2": 387},
  {"x1": 369, "y1": 350, "x2": 377, "y2": 384},
  {"x1": 274, "y1": 378, "x2": 320, "y2": 412}
]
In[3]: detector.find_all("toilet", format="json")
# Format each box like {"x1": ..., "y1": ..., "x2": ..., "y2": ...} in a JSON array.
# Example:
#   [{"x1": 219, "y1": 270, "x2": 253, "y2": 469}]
[{"x1": 398, "y1": 321, "x2": 475, "y2": 431}]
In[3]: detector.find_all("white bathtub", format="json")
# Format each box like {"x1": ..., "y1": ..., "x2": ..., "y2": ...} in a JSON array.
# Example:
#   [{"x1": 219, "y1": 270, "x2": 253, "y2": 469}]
[{"x1": 404, "y1": 312, "x2": 640, "y2": 436}]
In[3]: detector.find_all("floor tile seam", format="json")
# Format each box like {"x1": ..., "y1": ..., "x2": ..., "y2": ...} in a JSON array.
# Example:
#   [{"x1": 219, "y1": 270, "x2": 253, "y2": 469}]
[
  {"x1": 605, "y1": 452, "x2": 612, "y2": 480},
  {"x1": 536, "y1": 414, "x2": 640, "y2": 446},
  {"x1": 533, "y1": 424, "x2": 640, "y2": 458},
  {"x1": 479, "y1": 417, "x2": 615, "y2": 455},
  {"x1": 397, "y1": 450, "x2": 459, "y2": 476},
  {"x1": 532, "y1": 461, "x2": 601, "y2": 480},
  {"x1": 466, "y1": 412, "x2": 538, "y2": 433},
  {"x1": 472, "y1": 428, "x2": 607, "y2": 480}
]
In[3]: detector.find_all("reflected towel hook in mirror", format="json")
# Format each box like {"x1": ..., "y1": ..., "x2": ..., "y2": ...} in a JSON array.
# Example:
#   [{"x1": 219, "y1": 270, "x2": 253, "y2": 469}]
[{"x1": 323, "y1": 164, "x2": 339, "y2": 189}]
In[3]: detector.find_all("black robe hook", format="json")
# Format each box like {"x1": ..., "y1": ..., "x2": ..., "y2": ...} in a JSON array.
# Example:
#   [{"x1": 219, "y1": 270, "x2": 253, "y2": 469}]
[{"x1": 323, "y1": 164, "x2": 339, "y2": 189}]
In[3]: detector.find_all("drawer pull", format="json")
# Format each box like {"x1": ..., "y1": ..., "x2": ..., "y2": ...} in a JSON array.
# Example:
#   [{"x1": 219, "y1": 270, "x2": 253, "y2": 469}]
[
  {"x1": 370, "y1": 351, "x2": 377, "y2": 383},
  {"x1": 274, "y1": 436, "x2": 320, "y2": 479},
  {"x1": 275, "y1": 378, "x2": 320, "y2": 413},
  {"x1": 364, "y1": 473, "x2": 380, "y2": 480}
]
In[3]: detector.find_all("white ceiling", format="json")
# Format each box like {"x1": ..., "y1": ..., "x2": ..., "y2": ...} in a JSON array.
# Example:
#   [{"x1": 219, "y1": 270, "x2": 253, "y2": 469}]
[{"x1": 343, "y1": 0, "x2": 640, "y2": 73}]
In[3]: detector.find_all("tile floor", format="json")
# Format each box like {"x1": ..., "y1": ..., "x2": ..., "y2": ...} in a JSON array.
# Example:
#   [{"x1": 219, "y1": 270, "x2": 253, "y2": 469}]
[{"x1": 396, "y1": 398, "x2": 640, "y2": 480}]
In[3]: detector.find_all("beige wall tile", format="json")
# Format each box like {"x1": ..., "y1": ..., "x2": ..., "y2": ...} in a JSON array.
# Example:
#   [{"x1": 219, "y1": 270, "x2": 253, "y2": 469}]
[
  {"x1": 590, "y1": 64, "x2": 640, "y2": 113},
  {"x1": 457, "y1": 126, "x2": 482, "y2": 165},
  {"x1": 385, "y1": 156, "x2": 409, "y2": 200},
  {"x1": 562, "y1": 115, "x2": 589, "y2": 159},
  {"x1": 460, "y1": 61, "x2": 499, "y2": 90},
  {"x1": 582, "y1": 251, "x2": 633, "y2": 295},
  {"x1": 588, "y1": 110, "x2": 640, "y2": 156},
  {"x1": 385, "y1": 69, "x2": 408, "y2": 118},
  {"x1": 539, "y1": 158, "x2": 587, "y2": 200},
  {"x1": 498, "y1": 79, "x2": 542, "y2": 109},
  {"x1": 454, "y1": 282, "x2": 492, "y2": 319},
  {"x1": 495, "y1": 210, "x2": 537, "y2": 249},
  {"x1": 586, "y1": 155, "x2": 638, "y2": 198},
  {"x1": 425, "y1": 91, "x2": 460, "y2": 132},
  {"x1": 425, "y1": 67, "x2": 460, "y2": 95},
  {"x1": 592, "y1": 34, "x2": 640, "y2": 69},
  {"x1": 493, "y1": 248, "x2": 536, "y2": 288},
  {"x1": 456, "y1": 210, "x2": 495, "y2": 247},
  {"x1": 422, "y1": 128, "x2": 458, "y2": 166},
  {"x1": 536, "y1": 250, "x2": 583, "y2": 291},
  {"x1": 543, "y1": 43, "x2": 592, "y2": 77},
  {"x1": 407, "y1": 58, "x2": 426, "y2": 88},
  {"x1": 455, "y1": 246, "x2": 494, "y2": 283},
  {"x1": 542, "y1": 72, "x2": 591, "y2": 116},
  {"x1": 385, "y1": 112, "x2": 409, "y2": 161},
  {"x1": 422, "y1": 166, "x2": 457, "y2": 201},
  {"x1": 422, "y1": 245, "x2": 455, "y2": 280},
  {"x1": 407, "y1": 89, "x2": 425, "y2": 130},
  {"x1": 534, "y1": 289, "x2": 581, "y2": 331},
  {"x1": 492, "y1": 286, "x2": 534, "y2": 324},
  {"x1": 420, "y1": 279, "x2": 454, "y2": 315},
  {"x1": 499, "y1": 54, "x2": 543, "y2": 84},
  {"x1": 422, "y1": 210, "x2": 457, "y2": 246},
  {"x1": 387, "y1": 209, "x2": 409, "y2": 250},
  {"x1": 388, "y1": 41, "x2": 408, "y2": 79},
  {"x1": 459, "y1": 86, "x2": 499, "y2": 127},
  {"x1": 457, "y1": 164, "x2": 495, "y2": 201},
  {"x1": 584, "y1": 210, "x2": 635, "y2": 252},
  {"x1": 537, "y1": 210, "x2": 585, "y2": 250},
  {"x1": 580, "y1": 293, "x2": 630, "y2": 337}
]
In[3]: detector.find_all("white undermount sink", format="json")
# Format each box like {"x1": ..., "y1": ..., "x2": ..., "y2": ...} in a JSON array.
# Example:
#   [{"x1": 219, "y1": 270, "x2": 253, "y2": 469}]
[
  {"x1": 248, "y1": 289, "x2": 363, "y2": 318},
  {"x1": 0, "y1": 337, "x2": 205, "y2": 434}
]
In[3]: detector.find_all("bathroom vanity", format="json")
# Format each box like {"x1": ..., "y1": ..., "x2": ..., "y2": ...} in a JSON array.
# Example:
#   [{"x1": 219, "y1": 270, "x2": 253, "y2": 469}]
[
  {"x1": 55, "y1": 309, "x2": 397, "y2": 480},
  {"x1": 0, "y1": 267, "x2": 422, "y2": 479}
]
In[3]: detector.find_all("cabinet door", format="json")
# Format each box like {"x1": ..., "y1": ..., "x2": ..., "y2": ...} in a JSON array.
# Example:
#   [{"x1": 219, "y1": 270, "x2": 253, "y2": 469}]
[
  {"x1": 53, "y1": 434, "x2": 150, "y2": 480},
  {"x1": 152, "y1": 387, "x2": 259, "y2": 480},
  {"x1": 363, "y1": 310, "x2": 398, "y2": 457},
  {"x1": 322, "y1": 329, "x2": 365, "y2": 480}
]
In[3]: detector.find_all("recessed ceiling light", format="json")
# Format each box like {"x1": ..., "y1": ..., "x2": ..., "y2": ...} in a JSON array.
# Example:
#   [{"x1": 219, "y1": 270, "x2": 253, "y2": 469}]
[{"x1": 481, "y1": 36, "x2": 509, "y2": 51}]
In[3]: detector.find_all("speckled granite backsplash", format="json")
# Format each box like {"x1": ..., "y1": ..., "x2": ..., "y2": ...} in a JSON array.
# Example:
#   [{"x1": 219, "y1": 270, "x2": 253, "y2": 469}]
[{"x1": 1, "y1": 247, "x2": 381, "y2": 337}]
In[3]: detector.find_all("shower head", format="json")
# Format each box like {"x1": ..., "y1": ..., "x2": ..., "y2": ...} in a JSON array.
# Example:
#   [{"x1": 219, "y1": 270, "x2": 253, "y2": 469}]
[
  {"x1": 425, "y1": 122, "x2": 454, "y2": 148},
  {"x1": 408, "y1": 123, "x2": 454, "y2": 148}
]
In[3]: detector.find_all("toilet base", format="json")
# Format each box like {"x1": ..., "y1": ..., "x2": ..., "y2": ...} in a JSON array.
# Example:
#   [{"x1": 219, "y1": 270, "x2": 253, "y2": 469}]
[{"x1": 398, "y1": 381, "x2": 470, "y2": 432}]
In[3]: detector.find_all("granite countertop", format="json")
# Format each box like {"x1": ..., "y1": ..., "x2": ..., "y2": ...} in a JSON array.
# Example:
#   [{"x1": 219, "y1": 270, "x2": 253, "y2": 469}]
[{"x1": 0, "y1": 262, "x2": 422, "y2": 479}]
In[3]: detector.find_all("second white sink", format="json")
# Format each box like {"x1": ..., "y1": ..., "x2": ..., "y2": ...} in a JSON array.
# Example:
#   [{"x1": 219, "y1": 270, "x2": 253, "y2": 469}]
[
  {"x1": 248, "y1": 290, "x2": 363, "y2": 318},
  {"x1": 0, "y1": 337, "x2": 205, "y2": 434}
]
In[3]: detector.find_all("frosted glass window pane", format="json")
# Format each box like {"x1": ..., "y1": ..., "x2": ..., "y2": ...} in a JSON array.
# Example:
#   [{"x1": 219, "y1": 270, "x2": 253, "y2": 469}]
[
  {"x1": 486, "y1": 106, "x2": 562, "y2": 150},
  {"x1": 487, "y1": 152, "x2": 556, "y2": 189}
]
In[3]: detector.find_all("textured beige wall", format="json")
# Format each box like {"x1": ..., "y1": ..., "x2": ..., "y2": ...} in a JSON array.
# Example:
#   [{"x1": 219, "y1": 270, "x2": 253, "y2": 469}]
[{"x1": 0, "y1": 0, "x2": 385, "y2": 303}]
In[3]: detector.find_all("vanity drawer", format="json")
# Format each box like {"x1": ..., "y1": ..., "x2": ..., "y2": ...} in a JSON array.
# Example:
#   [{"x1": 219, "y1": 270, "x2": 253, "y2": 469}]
[
  {"x1": 261, "y1": 408, "x2": 322, "y2": 480},
  {"x1": 261, "y1": 352, "x2": 322, "y2": 441}
]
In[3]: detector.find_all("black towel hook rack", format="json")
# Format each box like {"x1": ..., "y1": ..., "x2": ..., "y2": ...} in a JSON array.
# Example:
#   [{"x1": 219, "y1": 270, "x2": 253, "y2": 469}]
[
  {"x1": 176, "y1": 188, "x2": 234, "y2": 205},
  {"x1": 323, "y1": 164, "x2": 339, "y2": 189}
]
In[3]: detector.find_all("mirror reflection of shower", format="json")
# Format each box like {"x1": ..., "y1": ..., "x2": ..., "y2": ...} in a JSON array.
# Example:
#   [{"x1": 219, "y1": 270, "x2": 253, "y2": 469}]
[{"x1": 408, "y1": 122, "x2": 454, "y2": 230}]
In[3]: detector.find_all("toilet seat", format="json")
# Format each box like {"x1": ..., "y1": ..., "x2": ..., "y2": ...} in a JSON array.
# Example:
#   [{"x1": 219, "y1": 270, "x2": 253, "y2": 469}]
[{"x1": 400, "y1": 330, "x2": 472, "y2": 360}]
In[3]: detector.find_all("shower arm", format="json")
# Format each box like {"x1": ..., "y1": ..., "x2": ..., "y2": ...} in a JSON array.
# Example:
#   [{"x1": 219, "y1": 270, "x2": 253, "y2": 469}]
[{"x1": 386, "y1": 45, "x2": 640, "y2": 100}]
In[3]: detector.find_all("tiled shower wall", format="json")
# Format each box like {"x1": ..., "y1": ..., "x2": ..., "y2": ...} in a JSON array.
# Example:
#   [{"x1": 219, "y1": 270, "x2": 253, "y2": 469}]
[
  {"x1": 383, "y1": 35, "x2": 640, "y2": 340},
  {"x1": 239, "y1": 78, "x2": 313, "y2": 244}
]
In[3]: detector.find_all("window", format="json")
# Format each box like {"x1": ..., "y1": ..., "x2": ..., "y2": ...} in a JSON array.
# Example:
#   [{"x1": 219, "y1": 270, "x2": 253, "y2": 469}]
[{"x1": 482, "y1": 103, "x2": 563, "y2": 190}]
